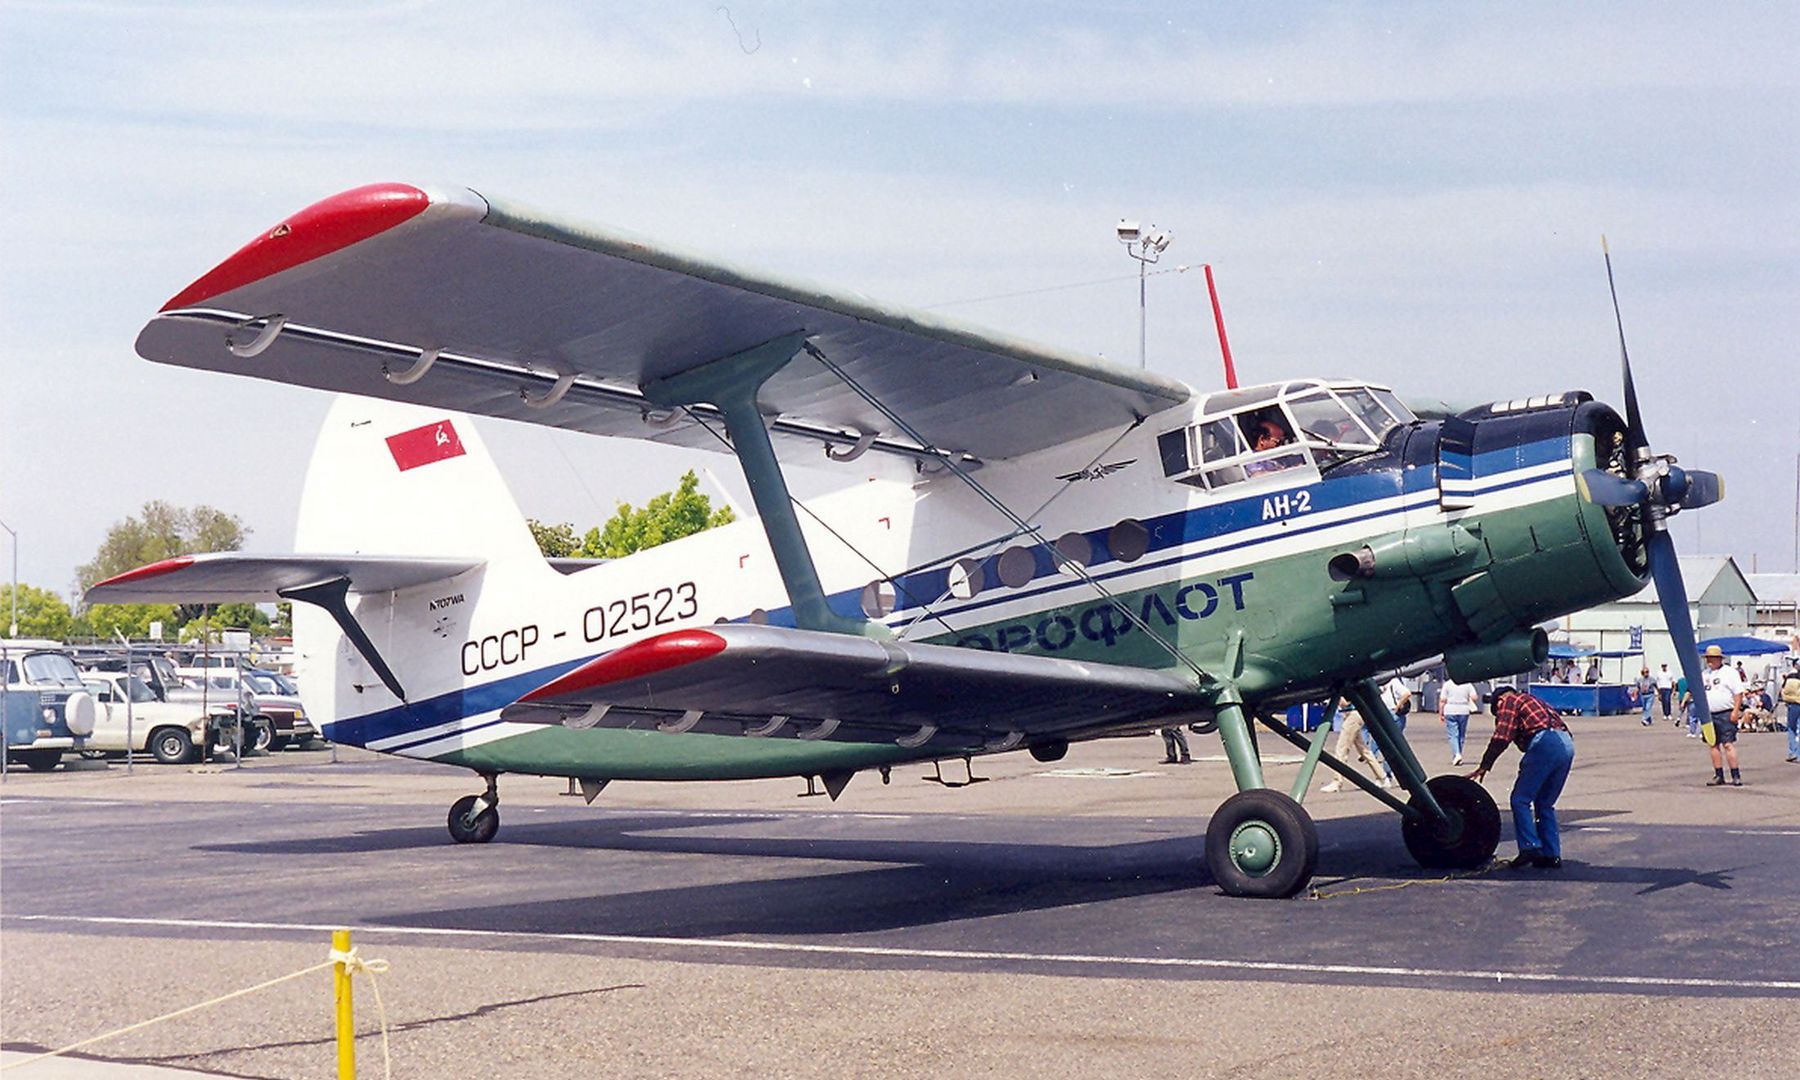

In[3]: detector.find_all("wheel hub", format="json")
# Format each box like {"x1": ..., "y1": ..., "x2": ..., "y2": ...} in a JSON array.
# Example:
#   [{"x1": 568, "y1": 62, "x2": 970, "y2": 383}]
[{"x1": 1229, "y1": 821, "x2": 1281, "y2": 876}]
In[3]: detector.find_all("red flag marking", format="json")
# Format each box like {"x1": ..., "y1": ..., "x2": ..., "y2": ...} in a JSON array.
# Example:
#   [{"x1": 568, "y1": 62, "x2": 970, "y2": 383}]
[{"x1": 386, "y1": 420, "x2": 465, "y2": 471}]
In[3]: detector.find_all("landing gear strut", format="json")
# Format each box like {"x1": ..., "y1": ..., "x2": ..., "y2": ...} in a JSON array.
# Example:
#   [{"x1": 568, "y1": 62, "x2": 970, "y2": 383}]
[{"x1": 448, "y1": 772, "x2": 500, "y2": 844}]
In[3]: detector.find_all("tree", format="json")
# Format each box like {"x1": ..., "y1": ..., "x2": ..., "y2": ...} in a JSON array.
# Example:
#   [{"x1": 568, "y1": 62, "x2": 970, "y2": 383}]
[
  {"x1": 530, "y1": 471, "x2": 735, "y2": 559},
  {"x1": 0, "y1": 584, "x2": 75, "y2": 641},
  {"x1": 527, "y1": 519, "x2": 581, "y2": 558},
  {"x1": 77, "y1": 501, "x2": 249, "y2": 590},
  {"x1": 181, "y1": 603, "x2": 273, "y2": 644},
  {"x1": 79, "y1": 602, "x2": 180, "y2": 642},
  {"x1": 76, "y1": 501, "x2": 250, "y2": 628}
]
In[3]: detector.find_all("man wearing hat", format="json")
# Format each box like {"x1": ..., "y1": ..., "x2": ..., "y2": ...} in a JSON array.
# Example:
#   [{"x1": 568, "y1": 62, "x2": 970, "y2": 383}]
[
  {"x1": 1468, "y1": 686, "x2": 1575, "y2": 868},
  {"x1": 1699, "y1": 644, "x2": 1746, "y2": 785}
]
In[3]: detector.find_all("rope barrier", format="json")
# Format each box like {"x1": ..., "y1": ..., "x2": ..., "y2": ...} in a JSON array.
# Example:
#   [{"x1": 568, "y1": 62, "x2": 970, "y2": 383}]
[
  {"x1": 1, "y1": 935, "x2": 392, "y2": 1078},
  {"x1": 1308, "y1": 860, "x2": 1502, "y2": 900},
  {"x1": 329, "y1": 944, "x2": 393, "y2": 1080}
]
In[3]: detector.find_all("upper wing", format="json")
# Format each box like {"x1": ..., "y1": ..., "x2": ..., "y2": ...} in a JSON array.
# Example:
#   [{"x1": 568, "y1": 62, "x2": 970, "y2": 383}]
[
  {"x1": 136, "y1": 183, "x2": 1190, "y2": 464},
  {"x1": 85, "y1": 552, "x2": 483, "y2": 604},
  {"x1": 500, "y1": 624, "x2": 1208, "y2": 748}
]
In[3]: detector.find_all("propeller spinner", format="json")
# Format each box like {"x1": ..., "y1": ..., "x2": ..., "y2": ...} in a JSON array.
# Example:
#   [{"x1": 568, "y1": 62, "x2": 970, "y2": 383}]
[{"x1": 1579, "y1": 238, "x2": 1727, "y2": 741}]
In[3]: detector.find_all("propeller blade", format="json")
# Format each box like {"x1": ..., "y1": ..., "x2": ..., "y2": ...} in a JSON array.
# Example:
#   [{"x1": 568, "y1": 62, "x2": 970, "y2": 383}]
[
  {"x1": 1576, "y1": 468, "x2": 1649, "y2": 507},
  {"x1": 1647, "y1": 530, "x2": 1716, "y2": 745},
  {"x1": 1603, "y1": 237, "x2": 1649, "y2": 456},
  {"x1": 1680, "y1": 469, "x2": 1725, "y2": 510}
]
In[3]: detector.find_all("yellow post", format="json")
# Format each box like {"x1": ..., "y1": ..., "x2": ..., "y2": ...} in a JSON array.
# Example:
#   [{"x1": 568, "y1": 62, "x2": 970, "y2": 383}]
[{"x1": 332, "y1": 928, "x2": 356, "y2": 1079}]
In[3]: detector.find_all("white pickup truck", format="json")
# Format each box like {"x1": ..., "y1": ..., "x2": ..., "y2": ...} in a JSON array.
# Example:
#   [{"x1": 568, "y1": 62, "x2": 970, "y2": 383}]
[{"x1": 77, "y1": 671, "x2": 248, "y2": 764}]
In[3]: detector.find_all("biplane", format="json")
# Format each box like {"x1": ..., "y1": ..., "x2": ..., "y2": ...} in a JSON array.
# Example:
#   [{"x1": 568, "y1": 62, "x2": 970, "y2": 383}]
[{"x1": 89, "y1": 183, "x2": 1722, "y2": 897}]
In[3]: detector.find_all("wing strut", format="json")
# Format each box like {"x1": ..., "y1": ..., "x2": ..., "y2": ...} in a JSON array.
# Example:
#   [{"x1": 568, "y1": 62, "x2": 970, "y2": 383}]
[
  {"x1": 278, "y1": 576, "x2": 409, "y2": 702},
  {"x1": 801, "y1": 339, "x2": 1213, "y2": 687},
  {"x1": 643, "y1": 333, "x2": 876, "y2": 637}
]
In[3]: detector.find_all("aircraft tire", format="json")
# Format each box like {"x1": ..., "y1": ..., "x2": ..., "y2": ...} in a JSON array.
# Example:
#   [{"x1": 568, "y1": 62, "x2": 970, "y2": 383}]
[
  {"x1": 447, "y1": 794, "x2": 500, "y2": 844},
  {"x1": 1401, "y1": 776, "x2": 1501, "y2": 869},
  {"x1": 1028, "y1": 740, "x2": 1068, "y2": 763},
  {"x1": 1204, "y1": 789, "x2": 1318, "y2": 899}
]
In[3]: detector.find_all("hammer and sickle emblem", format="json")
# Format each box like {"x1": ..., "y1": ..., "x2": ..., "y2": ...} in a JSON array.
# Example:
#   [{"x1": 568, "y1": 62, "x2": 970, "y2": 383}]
[{"x1": 434, "y1": 426, "x2": 450, "y2": 447}]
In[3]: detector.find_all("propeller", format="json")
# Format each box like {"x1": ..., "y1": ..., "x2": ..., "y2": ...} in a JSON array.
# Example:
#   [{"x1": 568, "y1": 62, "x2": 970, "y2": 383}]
[{"x1": 1590, "y1": 237, "x2": 1727, "y2": 743}]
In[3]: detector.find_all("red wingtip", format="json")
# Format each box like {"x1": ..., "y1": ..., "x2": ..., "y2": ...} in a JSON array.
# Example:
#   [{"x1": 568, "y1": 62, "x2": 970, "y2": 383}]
[
  {"x1": 161, "y1": 183, "x2": 431, "y2": 312},
  {"x1": 94, "y1": 556, "x2": 195, "y2": 589},
  {"x1": 521, "y1": 630, "x2": 729, "y2": 702}
]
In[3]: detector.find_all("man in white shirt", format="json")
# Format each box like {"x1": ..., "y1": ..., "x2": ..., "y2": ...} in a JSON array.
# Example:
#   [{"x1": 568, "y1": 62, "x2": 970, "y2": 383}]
[
  {"x1": 1699, "y1": 645, "x2": 1746, "y2": 786},
  {"x1": 1439, "y1": 678, "x2": 1481, "y2": 766},
  {"x1": 1654, "y1": 664, "x2": 1676, "y2": 721},
  {"x1": 1381, "y1": 676, "x2": 1412, "y2": 729}
]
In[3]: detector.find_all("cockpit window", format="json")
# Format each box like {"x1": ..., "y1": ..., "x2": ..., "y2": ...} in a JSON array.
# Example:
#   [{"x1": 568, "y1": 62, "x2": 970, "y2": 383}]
[{"x1": 1157, "y1": 380, "x2": 1407, "y2": 491}]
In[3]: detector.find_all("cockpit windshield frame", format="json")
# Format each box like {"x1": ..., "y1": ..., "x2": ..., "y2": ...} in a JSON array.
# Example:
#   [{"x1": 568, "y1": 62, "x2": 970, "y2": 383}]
[{"x1": 1155, "y1": 379, "x2": 1415, "y2": 492}]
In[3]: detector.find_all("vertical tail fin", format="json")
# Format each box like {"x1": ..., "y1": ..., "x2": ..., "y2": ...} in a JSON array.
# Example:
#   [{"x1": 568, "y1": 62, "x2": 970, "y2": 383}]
[{"x1": 297, "y1": 395, "x2": 541, "y2": 562}]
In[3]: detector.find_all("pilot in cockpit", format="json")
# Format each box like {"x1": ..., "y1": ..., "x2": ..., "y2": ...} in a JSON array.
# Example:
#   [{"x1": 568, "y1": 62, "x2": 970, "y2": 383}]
[{"x1": 1244, "y1": 417, "x2": 1296, "y2": 475}]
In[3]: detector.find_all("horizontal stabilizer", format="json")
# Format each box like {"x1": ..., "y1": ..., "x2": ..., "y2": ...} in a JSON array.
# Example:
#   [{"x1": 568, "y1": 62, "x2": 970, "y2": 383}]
[
  {"x1": 502, "y1": 624, "x2": 1209, "y2": 750},
  {"x1": 85, "y1": 552, "x2": 484, "y2": 604}
]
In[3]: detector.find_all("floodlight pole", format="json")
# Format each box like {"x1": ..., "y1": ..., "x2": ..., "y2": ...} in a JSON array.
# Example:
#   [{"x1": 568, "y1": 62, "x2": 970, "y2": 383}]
[
  {"x1": 1117, "y1": 224, "x2": 1170, "y2": 369},
  {"x1": 0, "y1": 520, "x2": 16, "y2": 638}
]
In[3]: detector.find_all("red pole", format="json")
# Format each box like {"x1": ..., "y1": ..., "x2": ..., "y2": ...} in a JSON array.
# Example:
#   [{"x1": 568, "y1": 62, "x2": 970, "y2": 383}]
[{"x1": 1204, "y1": 264, "x2": 1238, "y2": 389}]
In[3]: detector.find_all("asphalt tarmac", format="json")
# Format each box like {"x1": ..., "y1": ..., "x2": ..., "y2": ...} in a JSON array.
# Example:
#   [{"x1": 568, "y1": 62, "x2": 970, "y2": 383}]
[{"x1": 3, "y1": 711, "x2": 1797, "y2": 1077}]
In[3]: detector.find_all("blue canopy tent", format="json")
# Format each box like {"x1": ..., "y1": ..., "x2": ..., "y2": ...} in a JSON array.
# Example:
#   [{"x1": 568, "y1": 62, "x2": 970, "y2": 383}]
[{"x1": 1696, "y1": 636, "x2": 1790, "y2": 656}]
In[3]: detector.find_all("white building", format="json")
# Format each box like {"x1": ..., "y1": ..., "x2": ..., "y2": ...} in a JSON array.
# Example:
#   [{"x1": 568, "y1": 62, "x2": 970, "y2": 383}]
[{"x1": 1557, "y1": 556, "x2": 1757, "y2": 684}]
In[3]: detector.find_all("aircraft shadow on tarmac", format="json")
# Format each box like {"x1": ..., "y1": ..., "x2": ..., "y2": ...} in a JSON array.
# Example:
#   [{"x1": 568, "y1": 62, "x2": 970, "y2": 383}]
[{"x1": 189, "y1": 809, "x2": 1771, "y2": 940}]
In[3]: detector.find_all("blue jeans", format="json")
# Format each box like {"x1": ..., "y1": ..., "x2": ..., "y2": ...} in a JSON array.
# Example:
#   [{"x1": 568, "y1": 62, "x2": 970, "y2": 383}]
[
  {"x1": 1787, "y1": 702, "x2": 1800, "y2": 759},
  {"x1": 1443, "y1": 714, "x2": 1469, "y2": 758},
  {"x1": 1511, "y1": 728, "x2": 1575, "y2": 858},
  {"x1": 1641, "y1": 694, "x2": 1654, "y2": 724}
]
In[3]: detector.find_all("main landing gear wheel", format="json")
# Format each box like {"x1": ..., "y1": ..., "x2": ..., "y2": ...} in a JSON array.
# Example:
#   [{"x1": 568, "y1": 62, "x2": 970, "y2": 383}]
[
  {"x1": 1401, "y1": 775, "x2": 1501, "y2": 869},
  {"x1": 447, "y1": 794, "x2": 499, "y2": 844},
  {"x1": 1204, "y1": 789, "x2": 1319, "y2": 899}
]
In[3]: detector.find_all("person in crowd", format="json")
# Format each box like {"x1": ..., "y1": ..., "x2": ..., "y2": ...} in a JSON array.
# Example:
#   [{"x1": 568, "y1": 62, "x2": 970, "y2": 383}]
[
  {"x1": 1468, "y1": 686, "x2": 1575, "y2": 869},
  {"x1": 1699, "y1": 644, "x2": 1746, "y2": 786},
  {"x1": 1655, "y1": 664, "x2": 1675, "y2": 721},
  {"x1": 1440, "y1": 676, "x2": 1480, "y2": 765},
  {"x1": 1635, "y1": 666, "x2": 1657, "y2": 727},
  {"x1": 1780, "y1": 665, "x2": 1800, "y2": 763},
  {"x1": 1158, "y1": 725, "x2": 1191, "y2": 765},
  {"x1": 1320, "y1": 703, "x2": 1394, "y2": 792}
]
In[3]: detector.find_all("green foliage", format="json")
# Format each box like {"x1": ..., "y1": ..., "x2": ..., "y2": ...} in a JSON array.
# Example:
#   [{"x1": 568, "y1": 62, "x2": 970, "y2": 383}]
[
  {"x1": 527, "y1": 519, "x2": 581, "y2": 559},
  {"x1": 0, "y1": 584, "x2": 74, "y2": 640},
  {"x1": 531, "y1": 471, "x2": 735, "y2": 560},
  {"x1": 77, "y1": 500, "x2": 248, "y2": 591},
  {"x1": 180, "y1": 603, "x2": 273, "y2": 643},
  {"x1": 79, "y1": 603, "x2": 180, "y2": 642},
  {"x1": 76, "y1": 501, "x2": 250, "y2": 629}
]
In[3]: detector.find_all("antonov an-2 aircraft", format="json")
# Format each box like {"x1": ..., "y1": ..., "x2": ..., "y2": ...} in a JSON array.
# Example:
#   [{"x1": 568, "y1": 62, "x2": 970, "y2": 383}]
[{"x1": 91, "y1": 182, "x2": 1723, "y2": 898}]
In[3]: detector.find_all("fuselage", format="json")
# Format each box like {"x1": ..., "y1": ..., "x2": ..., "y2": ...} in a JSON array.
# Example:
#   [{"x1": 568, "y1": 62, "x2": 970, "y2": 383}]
[{"x1": 297, "y1": 379, "x2": 1647, "y2": 782}]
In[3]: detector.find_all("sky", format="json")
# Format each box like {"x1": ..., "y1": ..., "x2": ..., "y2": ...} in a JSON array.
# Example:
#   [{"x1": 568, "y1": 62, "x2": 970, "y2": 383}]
[{"x1": 2, "y1": 1, "x2": 1796, "y2": 601}]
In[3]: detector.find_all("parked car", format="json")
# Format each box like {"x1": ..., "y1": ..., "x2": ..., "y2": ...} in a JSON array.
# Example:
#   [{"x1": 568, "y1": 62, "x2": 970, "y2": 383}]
[
  {"x1": 77, "y1": 671, "x2": 244, "y2": 764},
  {"x1": 3, "y1": 642, "x2": 95, "y2": 772},
  {"x1": 239, "y1": 668, "x2": 318, "y2": 750}
]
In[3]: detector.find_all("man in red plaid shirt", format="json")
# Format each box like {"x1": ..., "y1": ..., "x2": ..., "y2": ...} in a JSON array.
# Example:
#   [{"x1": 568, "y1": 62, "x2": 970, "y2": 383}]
[{"x1": 1468, "y1": 686, "x2": 1575, "y2": 869}]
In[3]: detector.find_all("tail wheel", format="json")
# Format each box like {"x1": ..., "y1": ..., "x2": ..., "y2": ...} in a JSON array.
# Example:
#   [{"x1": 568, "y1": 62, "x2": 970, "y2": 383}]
[
  {"x1": 447, "y1": 794, "x2": 499, "y2": 844},
  {"x1": 1204, "y1": 789, "x2": 1319, "y2": 899},
  {"x1": 1401, "y1": 775, "x2": 1501, "y2": 869}
]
